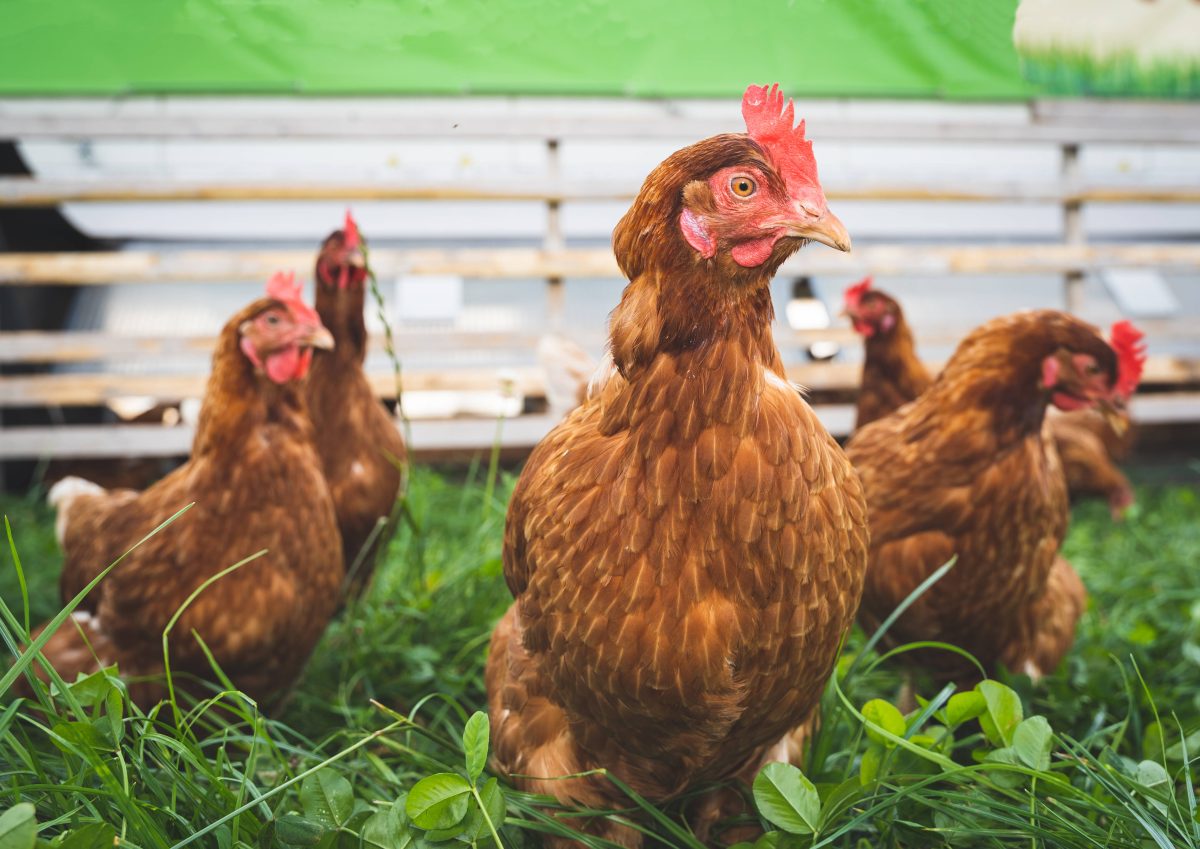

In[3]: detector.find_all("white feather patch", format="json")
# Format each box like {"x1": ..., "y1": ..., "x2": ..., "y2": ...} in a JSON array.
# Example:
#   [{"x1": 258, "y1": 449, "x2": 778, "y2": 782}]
[
  {"x1": 48, "y1": 476, "x2": 104, "y2": 547},
  {"x1": 586, "y1": 351, "x2": 620, "y2": 400}
]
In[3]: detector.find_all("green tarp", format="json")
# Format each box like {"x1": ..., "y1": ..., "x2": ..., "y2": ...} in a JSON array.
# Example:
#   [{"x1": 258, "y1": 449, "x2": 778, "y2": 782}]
[{"x1": 0, "y1": 0, "x2": 1033, "y2": 98}]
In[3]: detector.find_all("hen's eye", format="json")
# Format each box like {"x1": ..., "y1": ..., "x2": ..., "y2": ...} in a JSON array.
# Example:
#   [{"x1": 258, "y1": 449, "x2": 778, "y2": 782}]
[
  {"x1": 1085, "y1": 363, "x2": 1101, "y2": 376},
  {"x1": 265, "y1": 314, "x2": 281, "y2": 326},
  {"x1": 730, "y1": 176, "x2": 757, "y2": 198}
]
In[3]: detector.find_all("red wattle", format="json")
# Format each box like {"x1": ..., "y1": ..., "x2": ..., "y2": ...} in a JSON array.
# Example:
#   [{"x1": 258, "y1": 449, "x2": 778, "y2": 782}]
[{"x1": 731, "y1": 235, "x2": 779, "y2": 267}]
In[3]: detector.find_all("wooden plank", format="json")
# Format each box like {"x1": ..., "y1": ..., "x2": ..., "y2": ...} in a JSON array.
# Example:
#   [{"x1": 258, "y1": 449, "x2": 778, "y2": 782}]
[
  {"x1": 5, "y1": 393, "x2": 1200, "y2": 461},
  {"x1": 4, "y1": 97, "x2": 1200, "y2": 143},
  {"x1": 0, "y1": 418, "x2": 563, "y2": 460},
  {"x1": 0, "y1": 367, "x2": 544, "y2": 407},
  {"x1": 3, "y1": 243, "x2": 1200, "y2": 286},
  {"x1": 0, "y1": 407, "x2": 853, "y2": 460},
  {"x1": 2, "y1": 178, "x2": 1198, "y2": 206},
  {"x1": 4, "y1": 356, "x2": 1195, "y2": 409},
  {"x1": 0, "y1": 327, "x2": 876, "y2": 364},
  {"x1": 0, "y1": 329, "x2": 551, "y2": 364}
]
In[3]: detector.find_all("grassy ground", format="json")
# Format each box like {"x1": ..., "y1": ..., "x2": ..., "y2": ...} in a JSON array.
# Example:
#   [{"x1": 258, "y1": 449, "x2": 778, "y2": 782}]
[{"x1": 1, "y1": 463, "x2": 1199, "y2": 848}]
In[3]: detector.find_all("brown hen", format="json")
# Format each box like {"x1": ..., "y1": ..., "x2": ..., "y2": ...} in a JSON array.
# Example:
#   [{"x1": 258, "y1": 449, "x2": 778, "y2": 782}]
[
  {"x1": 847, "y1": 310, "x2": 1143, "y2": 683},
  {"x1": 306, "y1": 213, "x2": 406, "y2": 603},
  {"x1": 26, "y1": 276, "x2": 343, "y2": 707},
  {"x1": 843, "y1": 278, "x2": 1139, "y2": 518},
  {"x1": 486, "y1": 84, "x2": 869, "y2": 847}
]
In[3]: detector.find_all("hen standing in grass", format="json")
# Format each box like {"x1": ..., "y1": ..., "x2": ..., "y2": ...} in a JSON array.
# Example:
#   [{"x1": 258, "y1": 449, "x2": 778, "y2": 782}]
[
  {"x1": 29, "y1": 275, "x2": 342, "y2": 707},
  {"x1": 487, "y1": 84, "x2": 869, "y2": 847},
  {"x1": 306, "y1": 213, "x2": 406, "y2": 603},
  {"x1": 844, "y1": 278, "x2": 1141, "y2": 519},
  {"x1": 847, "y1": 309, "x2": 1145, "y2": 683}
]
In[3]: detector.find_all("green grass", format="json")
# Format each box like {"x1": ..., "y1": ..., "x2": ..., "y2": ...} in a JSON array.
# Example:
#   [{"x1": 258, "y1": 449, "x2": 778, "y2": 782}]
[{"x1": 1, "y1": 467, "x2": 1199, "y2": 848}]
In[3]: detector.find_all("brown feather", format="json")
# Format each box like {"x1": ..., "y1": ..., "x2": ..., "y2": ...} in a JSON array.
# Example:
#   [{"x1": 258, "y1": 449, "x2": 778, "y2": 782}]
[
  {"x1": 849, "y1": 310, "x2": 1115, "y2": 683},
  {"x1": 307, "y1": 230, "x2": 407, "y2": 603},
  {"x1": 24, "y1": 299, "x2": 343, "y2": 707},
  {"x1": 487, "y1": 133, "x2": 868, "y2": 844}
]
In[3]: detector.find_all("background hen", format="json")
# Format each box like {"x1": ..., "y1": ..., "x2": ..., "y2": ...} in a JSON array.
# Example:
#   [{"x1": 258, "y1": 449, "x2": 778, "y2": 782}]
[
  {"x1": 306, "y1": 213, "x2": 407, "y2": 603},
  {"x1": 844, "y1": 278, "x2": 1140, "y2": 518},
  {"x1": 24, "y1": 275, "x2": 343, "y2": 707},
  {"x1": 486, "y1": 84, "x2": 868, "y2": 847},
  {"x1": 846, "y1": 309, "x2": 1144, "y2": 684}
]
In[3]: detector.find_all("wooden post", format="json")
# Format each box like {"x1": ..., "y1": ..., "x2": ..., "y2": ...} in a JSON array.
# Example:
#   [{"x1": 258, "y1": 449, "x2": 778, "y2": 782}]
[
  {"x1": 1061, "y1": 143, "x2": 1085, "y2": 313},
  {"x1": 545, "y1": 138, "x2": 565, "y2": 331}
]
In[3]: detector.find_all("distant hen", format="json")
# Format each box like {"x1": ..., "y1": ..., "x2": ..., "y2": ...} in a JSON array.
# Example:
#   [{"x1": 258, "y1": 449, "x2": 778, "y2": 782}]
[{"x1": 29, "y1": 275, "x2": 342, "y2": 707}]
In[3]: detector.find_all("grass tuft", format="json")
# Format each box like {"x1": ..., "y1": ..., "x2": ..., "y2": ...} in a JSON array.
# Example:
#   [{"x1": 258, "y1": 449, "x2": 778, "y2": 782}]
[{"x1": 1, "y1": 475, "x2": 1197, "y2": 847}]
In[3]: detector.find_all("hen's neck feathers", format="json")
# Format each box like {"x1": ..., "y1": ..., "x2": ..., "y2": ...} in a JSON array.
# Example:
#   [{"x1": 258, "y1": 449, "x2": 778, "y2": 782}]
[
  {"x1": 193, "y1": 302, "x2": 313, "y2": 456},
  {"x1": 862, "y1": 315, "x2": 929, "y2": 398},
  {"x1": 314, "y1": 282, "x2": 368, "y2": 365}
]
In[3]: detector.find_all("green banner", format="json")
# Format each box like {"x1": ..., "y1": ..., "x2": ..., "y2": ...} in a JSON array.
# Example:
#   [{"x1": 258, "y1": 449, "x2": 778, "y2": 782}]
[{"x1": 1, "y1": 0, "x2": 1034, "y2": 99}]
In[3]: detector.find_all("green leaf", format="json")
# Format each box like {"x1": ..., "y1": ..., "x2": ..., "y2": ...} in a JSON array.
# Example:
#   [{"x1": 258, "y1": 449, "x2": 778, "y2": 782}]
[
  {"x1": 982, "y1": 747, "x2": 1024, "y2": 789},
  {"x1": 49, "y1": 720, "x2": 106, "y2": 754},
  {"x1": 274, "y1": 814, "x2": 327, "y2": 847},
  {"x1": 405, "y1": 773, "x2": 472, "y2": 831},
  {"x1": 859, "y1": 744, "x2": 884, "y2": 786},
  {"x1": 752, "y1": 762, "x2": 820, "y2": 835},
  {"x1": 1012, "y1": 716, "x2": 1053, "y2": 771},
  {"x1": 945, "y1": 691, "x2": 986, "y2": 727},
  {"x1": 1126, "y1": 622, "x2": 1158, "y2": 645},
  {"x1": 463, "y1": 778, "x2": 506, "y2": 842},
  {"x1": 861, "y1": 699, "x2": 906, "y2": 747},
  {"x1": 64, "y1": 669, "x2": 117, "y2": 708},
  {"x1": 751, "y1": 832, "x2": 780, "y2": 849},
  {"x1": 102, "y1": 686, "x2": 124, "y2": 747},
  {"x1": 55, "y1": 823, "x2": 117, "y2": 849},
  {"x1": 462, "y1": 711, "x2": 490, "y2": 783},
  {"x1": 1136, "y1": 760, "x2": 1170, "y2": 791},
  {"x1": 300, "y1": 770, "x2": 354, "y2": 829},
  {"x1": 362, "y1": 803, "x2": 412, "y2": 849},
  {"x1": 0, "y1": 804, "x2": 36, "y2": 849},
  {"x1": 977, "y1": 681, "x2": 1023, "y2": 747}
]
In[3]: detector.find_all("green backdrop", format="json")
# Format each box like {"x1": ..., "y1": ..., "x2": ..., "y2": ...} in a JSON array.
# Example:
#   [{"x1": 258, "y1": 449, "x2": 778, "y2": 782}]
[{"x1": 0, "y1": 0, "x2": 1032, "y2": 98}]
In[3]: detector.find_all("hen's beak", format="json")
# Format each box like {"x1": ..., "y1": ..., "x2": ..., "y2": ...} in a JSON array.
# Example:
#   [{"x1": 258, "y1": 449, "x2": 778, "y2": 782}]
[
  {"x1": 347, "y1": 247, "x2": 367, "y2": 270},
  {"x1": 785, "y1": 206, "x2": 852, "y2": 253},
  {"x1": 301, "y1": 324, "x2": 336, "y2": 351},
  {"x1": 1094, "y1": 395, "x2": 1128, "y2": 437}
]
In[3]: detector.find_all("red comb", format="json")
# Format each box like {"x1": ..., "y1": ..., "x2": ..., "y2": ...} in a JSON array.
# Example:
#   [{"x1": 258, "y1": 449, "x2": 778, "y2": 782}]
[
  {"x1": 343, "y1": 209, "x2": 361, "y2": 250},
  {"x1": 1110, "y1": 319, "x2": 1146, "y2": 399},
  {"x1": 742, "y1": 83, "x2": 825, "y2": 211},
  {"x1": 843, "y1": 276, "x2": 872, "y2": 310},
  {"x1": 266, "y1": 270, "x2": 321, "y2": 326}
]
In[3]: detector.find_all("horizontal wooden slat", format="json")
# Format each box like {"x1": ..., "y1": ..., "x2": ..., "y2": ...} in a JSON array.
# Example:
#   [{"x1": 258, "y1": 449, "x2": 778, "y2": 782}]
[
  {"x1": 0, "y1": 328, "x2": 877, "y2": 365},
  {"x1": 3, "y1": 356, "x2": 1196, "y2": 409},
  {"x1": 4, "y1": 97, "x2": 1200, "y2": 143},
  {"x1": 0, "y1": 330, "x2": 553, "y2": 364},
  {"x1": 0, "y1": 416, "x2": 560, "y2": 460},
  {"x1": 0, "y1": 367, "x2": 542, "y2": 408},
  {"x1": 2, "y1": 178, "x2": 1198, "y2": 206},
  {"x1": 3, "y1": 393, "x2": 1198, "y2": 461},
  {"x1": 3, "y1": 243, "x2": 1200, "y2": 286},
  {"x1": 0, "y1": 409, "x2": 854, "y2": 461},
  {"x1": 7, "y1": 320, "x2": 1200, "y2": 369}
]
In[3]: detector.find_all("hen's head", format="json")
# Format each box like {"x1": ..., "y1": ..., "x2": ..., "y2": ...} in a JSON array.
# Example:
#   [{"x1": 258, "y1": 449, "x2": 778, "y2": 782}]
[
  {"x1": 316, "y1": 210, "x2": 368, "y2": 291},
  {"x1": 239, "y1": 271, "x2": 334, "y2": 384},
  {"x1": 1031, "y1": 314, "x2": 1136, "y2": 414},
  {"x1": 613, "y1": 83, "x2": 848, "y2": 286},
  {"x1": 843, "y1": 277, "x2": 902, "y2": 338}
]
